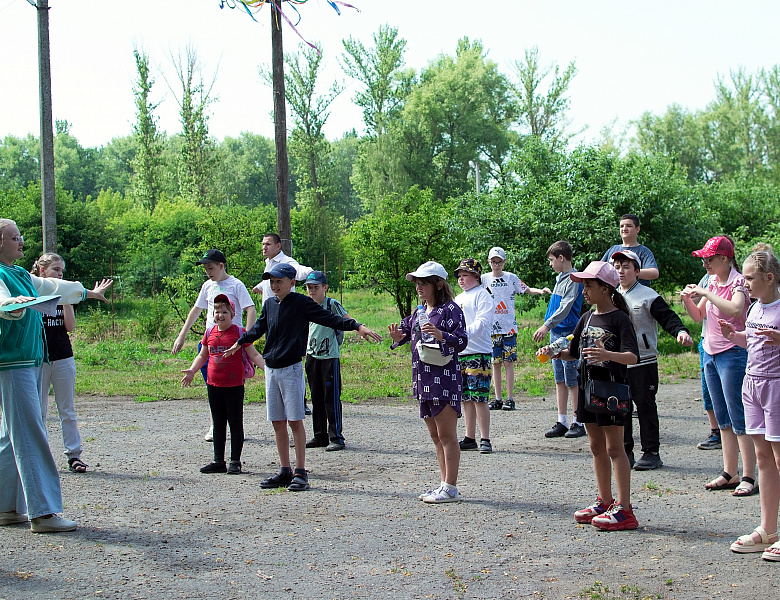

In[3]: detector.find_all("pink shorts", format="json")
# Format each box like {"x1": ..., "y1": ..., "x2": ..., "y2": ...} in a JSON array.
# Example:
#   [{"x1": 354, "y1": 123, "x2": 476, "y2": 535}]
[{"x1": 743, "y1": 374, "x2": 780, "y2": 442}]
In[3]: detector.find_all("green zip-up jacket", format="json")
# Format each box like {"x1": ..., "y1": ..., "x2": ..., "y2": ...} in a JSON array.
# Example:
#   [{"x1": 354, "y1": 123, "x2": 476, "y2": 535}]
[{"x1": 0, "y1": 263, "x2": 87, "y2": 371}]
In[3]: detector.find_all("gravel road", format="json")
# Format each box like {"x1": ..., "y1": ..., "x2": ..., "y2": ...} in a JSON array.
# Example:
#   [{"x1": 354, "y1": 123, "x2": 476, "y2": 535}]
[{"x1": 0, "y1": 379, "x2": 773, "y2": 599}]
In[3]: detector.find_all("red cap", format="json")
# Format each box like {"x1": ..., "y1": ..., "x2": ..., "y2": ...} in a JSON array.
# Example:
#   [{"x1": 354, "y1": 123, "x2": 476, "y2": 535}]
[{"x1": 692, "y1": 236, "x2": 734, "y2": 259}]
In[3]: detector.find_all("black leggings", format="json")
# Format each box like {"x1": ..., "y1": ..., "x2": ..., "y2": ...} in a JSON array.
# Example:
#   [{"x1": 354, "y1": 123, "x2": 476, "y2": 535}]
[{"x1": 207, "y1": 384, "x2": 244, "y2": 462}]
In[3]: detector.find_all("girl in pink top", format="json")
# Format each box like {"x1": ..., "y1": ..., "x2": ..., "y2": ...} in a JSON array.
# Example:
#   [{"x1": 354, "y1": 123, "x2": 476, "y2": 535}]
[
  {"x1": 681, "y1": 236, "x2": 756, "y2": 496},
  {"x1": 721, "y1": 248, "x2": 780, "y2": 559}
]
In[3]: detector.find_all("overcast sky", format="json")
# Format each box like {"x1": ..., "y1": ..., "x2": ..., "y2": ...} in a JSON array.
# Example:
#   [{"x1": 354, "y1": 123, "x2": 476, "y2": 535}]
[{"x1": 1, "y1": 0, "x2": 778, "y2": 149}]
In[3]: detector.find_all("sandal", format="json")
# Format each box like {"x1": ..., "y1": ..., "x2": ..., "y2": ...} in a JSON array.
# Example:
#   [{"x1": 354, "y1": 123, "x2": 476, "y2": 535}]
[
  {"x1": 762, "y1": 541, "x2": 780, "y2": 562},
  {"x1": 286, "y1": 473, "x2": 309, "y2": 492},
  {"x1": 68, "y1": 458, "x2": 88, "y2": 473},
  {"x1": 731, "y1": 526, "x2": 777, "y2": 553},
  {"x1": 733, "y1": 477, "x2": 759, "y2": 497},
  {"x1": 705, "y1": 470, "x2": 739, "y2": 490}
]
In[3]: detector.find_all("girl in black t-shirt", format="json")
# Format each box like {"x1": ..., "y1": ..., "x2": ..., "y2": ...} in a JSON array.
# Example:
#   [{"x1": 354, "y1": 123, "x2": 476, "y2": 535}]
[
  {"x1": 33, "y1": 254, "x2": 112, "y2": 473},
  {"x1": 538, "y1": 261, "x2": 639, "y2": 531}
]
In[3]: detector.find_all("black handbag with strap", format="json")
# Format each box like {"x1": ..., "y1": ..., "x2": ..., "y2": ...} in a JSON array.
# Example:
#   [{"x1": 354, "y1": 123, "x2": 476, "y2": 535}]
[{"x1": 580, "y1": 312, "x2": 632, "y2": 416}]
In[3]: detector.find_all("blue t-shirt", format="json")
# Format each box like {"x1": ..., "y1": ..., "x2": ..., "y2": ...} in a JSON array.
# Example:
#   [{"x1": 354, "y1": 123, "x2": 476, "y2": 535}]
[{"x1": 602, "y1": 244, "x2": 658, "y2": 286}]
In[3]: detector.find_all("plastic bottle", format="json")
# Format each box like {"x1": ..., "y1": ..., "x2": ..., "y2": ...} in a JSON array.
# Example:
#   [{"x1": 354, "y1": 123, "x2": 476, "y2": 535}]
[
  {"x1": 537, "y1": 334, "x2": 573, "y2": 363},
  {"x1": 417, "y1": 304, "x2": 434, "y2": 343}
]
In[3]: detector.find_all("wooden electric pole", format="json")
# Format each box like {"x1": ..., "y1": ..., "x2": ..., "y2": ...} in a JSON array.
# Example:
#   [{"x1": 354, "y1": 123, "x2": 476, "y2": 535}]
[
  {"x1": 31, "y1": 0, "x2": 57, "y2": 252},
  {"x1": 271, "y1": 1, "x2": 292, "y2": 256}
]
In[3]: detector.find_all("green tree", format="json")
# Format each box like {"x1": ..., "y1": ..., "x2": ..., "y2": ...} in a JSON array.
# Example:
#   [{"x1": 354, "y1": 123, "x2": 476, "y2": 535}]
[
  {"x1": 0, "y1": 134, "x2": 39, "y2": 190},
  {"x1": 341, "y1": 24, "x2": 410, "y2": 135},
  {"x1": 172, "y1": 46, "x2": 217, "y2": 203},
  {"x1": 348, "y1": 187, "x2": 461, "y2": 318},
  {"x1": 265, "y1": 43, "x2": 342, "y2": 207},
  {"x1": 131, "y1": 48, "x2": 164, "y2": 211},
  {"x1": 511, "y1": 46, "x2": 578, "y2": 148},
  {"x1": 634, "y1": 105, "x2": 710, "y2": 182},
  {"x1": 213, "y1": 133, "x2": 276, "y2": 206}
]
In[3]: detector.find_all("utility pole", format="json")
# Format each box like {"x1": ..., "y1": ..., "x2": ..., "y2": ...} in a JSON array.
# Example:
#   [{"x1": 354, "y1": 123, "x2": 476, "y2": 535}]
[
  {"x1": 271, "y1": 1, "x2": 292, "y2": 256},
  {"x1": 469, "y1": 160, "x2": 480, "y2": 196},
  {"x1": 29, "y1": 0, "x2": 57, "y2": 252}
]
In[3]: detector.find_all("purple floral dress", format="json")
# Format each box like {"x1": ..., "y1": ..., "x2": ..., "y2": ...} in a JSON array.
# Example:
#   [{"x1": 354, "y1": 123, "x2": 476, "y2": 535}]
[{"x1": 392, "y1": 301, "x2": 468, "y2": 416}]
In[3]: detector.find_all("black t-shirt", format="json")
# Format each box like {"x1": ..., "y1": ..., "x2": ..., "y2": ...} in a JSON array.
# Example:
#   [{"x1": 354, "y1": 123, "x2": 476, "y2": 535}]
[
  {"x1": 569, "y1": 309, "x2": 639, "y2": 385},
  {"x1": 43, "y1": 306, "x2": 74, "y2": 361}
]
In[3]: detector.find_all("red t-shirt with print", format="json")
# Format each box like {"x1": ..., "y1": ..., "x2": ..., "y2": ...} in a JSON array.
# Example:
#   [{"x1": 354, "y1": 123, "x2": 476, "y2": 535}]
[{"x1": 202, "y1": 324, "x2": 247, "y2": 388}]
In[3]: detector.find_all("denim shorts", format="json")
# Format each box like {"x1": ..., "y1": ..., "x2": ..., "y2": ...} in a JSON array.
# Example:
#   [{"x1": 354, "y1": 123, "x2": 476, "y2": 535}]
[
  {"x1": 551, "y1": 331, "x2": 578, "y2": 387},
  {"x1": 703, "y1": 346, "x2": 748, "y2": 434}
]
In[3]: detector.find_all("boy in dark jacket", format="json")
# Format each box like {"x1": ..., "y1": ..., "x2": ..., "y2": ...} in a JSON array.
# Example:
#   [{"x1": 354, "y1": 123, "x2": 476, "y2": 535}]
[{"x1": 224, "y1": 263, "x2": 381, "y2": 491}]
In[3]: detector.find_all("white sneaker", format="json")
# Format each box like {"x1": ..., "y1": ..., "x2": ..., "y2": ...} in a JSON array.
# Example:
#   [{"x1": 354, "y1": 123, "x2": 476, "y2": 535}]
[
  {"x1": 204, "y1": 426, "x2": 214, "y2": 442},
  {"x1": 423, "y1": 486, "x2": 460, "y2": 503},
  {"x1": 0, "y1": 511, "x2": 29, "y2": 526},
  {"x1": 31, "y1": 514, "x2": 77, "y2": 533},
  {"x1": 418, "y1": 486, "x2": 442, "y2": 501}
]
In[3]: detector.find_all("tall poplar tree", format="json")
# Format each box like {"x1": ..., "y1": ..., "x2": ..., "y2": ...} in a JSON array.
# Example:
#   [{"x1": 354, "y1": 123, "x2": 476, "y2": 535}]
[{"x1": 131, "y1": 48, "x2": 163, "y2": 211}]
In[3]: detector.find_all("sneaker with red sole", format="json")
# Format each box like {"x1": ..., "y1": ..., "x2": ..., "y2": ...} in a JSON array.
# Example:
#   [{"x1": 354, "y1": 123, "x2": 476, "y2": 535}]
[
  {"x1": 574, "y1": 497, "x2": 613, "y2": 524},
  {"x1": 591, "y1": 503, "x2": 638, "y2": 531}
]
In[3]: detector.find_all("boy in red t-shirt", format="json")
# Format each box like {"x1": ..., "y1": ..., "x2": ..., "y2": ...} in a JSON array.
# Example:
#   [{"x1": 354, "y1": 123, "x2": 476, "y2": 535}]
[{"x1": 181, "y1": 294, "x2": 265, "y2": 475}]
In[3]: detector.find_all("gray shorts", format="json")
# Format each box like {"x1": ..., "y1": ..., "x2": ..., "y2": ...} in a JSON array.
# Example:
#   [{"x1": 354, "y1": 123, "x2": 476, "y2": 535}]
[{"x1": 265, "y1": 362, "x2": 305, "y2": 422}]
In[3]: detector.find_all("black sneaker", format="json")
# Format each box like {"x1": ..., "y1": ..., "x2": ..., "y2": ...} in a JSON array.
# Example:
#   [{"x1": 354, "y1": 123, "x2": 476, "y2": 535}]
[
  {"x1": 697, "y1": 432, "x2": 722, "y2": 450},
  {"x1": 305, "y1": 438, "x2": 329, "y2": 448},
  {"x1": 564, "y1": 423, "x2": 587, "y2": 438},
  {"x1": 633, "y1": 452, "x2": 663, "y2": 471},
  {"x1": 226, "y1": 461, "x2": 242, "y2": 475},
  {"x1": 325, "y1": 442, "x2": 345, "y2": 452},
  {"x1": 479, "y1": 439, "x2": 493, "y2": 454},
  {"x1": 545, "y1": 422, "x2": 568, "y2": 438},
  {"x1": 627, "y1": 452, "x2": 635, "y2": 469},
  {"x1": 200, "y1": 461, "x2": 227, "y2": 474},
  {"x1": 488, "y1": 399, "x2": 503, "y2": 410},
  {"x1": 502, "y1": 398, "x2": 516, "y2": 411},
  {"x1": 459, "y1": 438, "x2": 478, "y2": 450},
  {"x1": 304, "y1": 404, "x2": 312, "y2": 416},
  {"x1": 260, "y1": 471, "x2": 293, "y2": 489}
]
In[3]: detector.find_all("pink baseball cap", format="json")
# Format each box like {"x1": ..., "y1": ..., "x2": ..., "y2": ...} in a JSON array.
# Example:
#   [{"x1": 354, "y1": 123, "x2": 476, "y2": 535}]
[
  {"x1": 213, "y1": 293, "x2": 236, "y2": 314},
  {"x1": 692, "y1": 236, "x2": 734, "y2": 258},
  {"x1": 570, "y1": 261, "x2": 620, "y2": 289}
]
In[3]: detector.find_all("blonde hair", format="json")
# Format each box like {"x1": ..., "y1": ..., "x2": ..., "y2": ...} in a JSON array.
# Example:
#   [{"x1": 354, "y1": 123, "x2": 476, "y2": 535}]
[
  {"x1": 745, "y1": 248, "x2": 780, "y2": 283},
  {"x1": 0, "y1": 218, "x2": 17, "y2": 235},
  {"x1": 31, "y1": 253, "x2": 65, "y2": 276}
]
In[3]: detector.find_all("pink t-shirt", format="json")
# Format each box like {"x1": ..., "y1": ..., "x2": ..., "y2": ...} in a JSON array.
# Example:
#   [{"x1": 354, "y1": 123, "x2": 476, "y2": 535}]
[
  {"x1": 745, "y1": 298, "x2": 780, "y2": 378},
  {"x1": 703, "y1": 268, "x2": 750, "y2": 356}
]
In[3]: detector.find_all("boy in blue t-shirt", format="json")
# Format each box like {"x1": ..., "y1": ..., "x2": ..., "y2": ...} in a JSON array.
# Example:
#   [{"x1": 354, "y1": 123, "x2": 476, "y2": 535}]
[
  {"x1": 533, "y1": 241, "x2": 585, "y2": 439},
  {"x1": 303, "y1": 271, "x2": 351, "y2": 452},
  {"x1": 600, "y1": 214, "x2": 659, "y2": 286}
]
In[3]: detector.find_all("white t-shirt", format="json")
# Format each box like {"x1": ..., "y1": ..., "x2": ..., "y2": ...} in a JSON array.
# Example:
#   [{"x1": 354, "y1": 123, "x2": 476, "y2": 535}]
[
  {"x1": 454, "y1": 286, "x2": 494, "y2": 355},
  {"x1": 481, "y1": 272, "x2": 529, "y2": 335},
  {"x1": 195, "y1": 275, "x2": 254, "y2": 328}
]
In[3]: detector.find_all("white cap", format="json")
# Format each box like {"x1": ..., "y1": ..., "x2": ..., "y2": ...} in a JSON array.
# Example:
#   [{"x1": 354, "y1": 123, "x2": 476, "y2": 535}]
[
  {"x1": 406, "y1": 261, "x2": 448, "y2": 281},
  {"x1": 488, "y1": 247, "x2": 506, "y2": 260}
]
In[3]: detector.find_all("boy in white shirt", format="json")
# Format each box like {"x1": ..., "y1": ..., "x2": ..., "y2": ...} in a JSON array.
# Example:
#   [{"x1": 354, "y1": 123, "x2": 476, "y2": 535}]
[
  {"x1": 454, "y1": 259, "x2": 495, "y2": 453},
  {"x1": 171, "y1": 249, "x2": 257, "y2": 440},
  {"x1": 481, "y1": 247, "x2": 550, "y2": 411}
]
